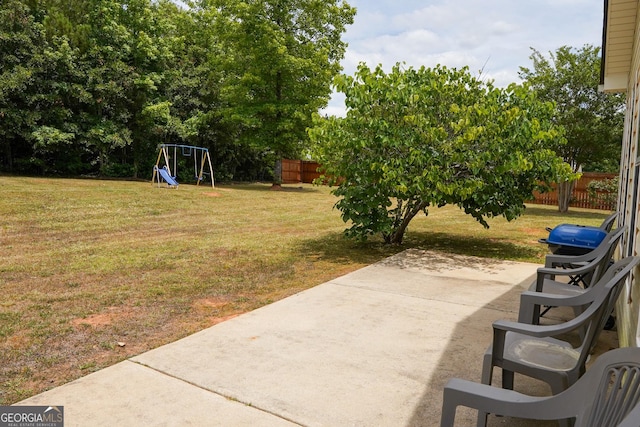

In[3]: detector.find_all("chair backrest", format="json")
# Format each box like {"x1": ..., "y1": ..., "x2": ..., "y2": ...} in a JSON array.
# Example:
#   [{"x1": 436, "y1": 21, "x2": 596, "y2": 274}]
[
  {"x1": 599, "y1": 211, "x2": 618, "y2": 232},
  {"x1": 568, "y1": 257, "x2": 640, "y2": 374},
  {"x1": 617, "y1": 400, "x2": 640, "y2": 427},
  {"x1": 573, "y1": 347, "x2": 640, "y2": 427},
  {"x1": 545, "y1": 226, "x2": 626, "y2": 270},
  {"x1": 585, "y1": 226, "x2": 627, "y2": 287}
]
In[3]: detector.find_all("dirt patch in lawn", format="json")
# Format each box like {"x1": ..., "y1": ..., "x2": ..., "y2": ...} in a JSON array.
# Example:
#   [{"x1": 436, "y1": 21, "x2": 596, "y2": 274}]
[
  {"x1": 71, "y1": 307, "x2": 136, "y2": 328},
  {"x1": 193, "y1": 298, "x2": 229, "y2": 309}
]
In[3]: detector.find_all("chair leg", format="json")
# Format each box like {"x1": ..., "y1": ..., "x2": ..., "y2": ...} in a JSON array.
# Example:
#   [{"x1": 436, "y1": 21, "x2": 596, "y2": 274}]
[
  {"x1": 549, "y1": 375, "x2": 570, "y2": 395},
  {"x1": 477, "y1": 350, "x2": 494, "y2": 426},
  {"x1": 532, "y1": 304, "x2": 541, "y2": 325},
  {"x1": 502, "y1": 369, "x2": 514, "y2": 390},
  {"x1": 481, "y1": 351, "x2": 493, "y2": 385},
  {"x1": 517, "y1": 300, "x2": 539, "y2": 325},
  {"x1": 539, "y1": 305, "x2": 553, "y2": 320},
  {"x1": 476, "y1": 409, "x2": 488, "y2": 427},
  {"x1": 439, "y1": 396, "x2": 456, "y2": 427},
  {"x1": 558, "y1": 417, "x2": 574, "y2": 427}
]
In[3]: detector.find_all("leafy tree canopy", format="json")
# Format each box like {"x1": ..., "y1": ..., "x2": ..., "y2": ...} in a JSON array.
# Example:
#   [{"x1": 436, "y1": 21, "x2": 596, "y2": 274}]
[
  {"x1": 310, "y1": 63, "x2": 574, "y2": 244},
  {"x1": 207, "y1": 0, "x2": 355, "y2": 182},
  {"x1": 518, "y1": 44, "x2": 625, "y2": 212},
  {"x1": 0, "y1": 0, "x2": 354, "y2": 181},
  {"x1": 519, "y1": 45, "x2": 625, "y2": 173}
]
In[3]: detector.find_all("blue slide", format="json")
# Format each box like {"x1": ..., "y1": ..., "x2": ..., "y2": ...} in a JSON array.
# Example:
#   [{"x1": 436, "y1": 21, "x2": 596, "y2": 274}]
[{"x1": 157, "y1": 167, "x2": 178, "y2": 187}]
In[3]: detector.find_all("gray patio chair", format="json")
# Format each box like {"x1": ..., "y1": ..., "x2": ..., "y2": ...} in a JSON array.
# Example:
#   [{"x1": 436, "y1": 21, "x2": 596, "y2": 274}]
[
  {"x1": 618, "y1": 401, "x2": 640, "y2": 427},
  {"x1": 599, "y1": 211, "x2": 618, "y2": 232},
  {"x1": 480, "y1": 256, "x2": 638, "y2": 410},
  {"x1": 519, "y1": 257, "x2": 638, "y2": 353},
  {"x1": 441, "y1": 346, "x2": 640, "y2": 427},
  {"x1": 543, "y1": 225, "x2": 625, "y2": 272},
  {"x1": 521, "y1": 226, "x2": 627, "y2": 325},
  {"x1": 544, "y1": 212, "x2": 617, "y2": 234},
  {"x1": 519, "y1": 256, "x2": 636, "y2": 331}
]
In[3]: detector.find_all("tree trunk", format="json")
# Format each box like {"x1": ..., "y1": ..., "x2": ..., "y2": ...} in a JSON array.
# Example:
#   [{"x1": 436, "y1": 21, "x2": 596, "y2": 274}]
[
  {"x1": 271, "y1": 158, "x2": 283, "y2": 189},
  {"x1": 2, "y1": 141, "x2": 12, "y2": 172},
  {"x1": 272, "y1": 69, "x2": 283, "y2": 189},
  {"x1": 557, "y1": 180, "x2": 575, "y2": 213},
  {"x1": 385, "y1": 200, "x2": 429, "y2": 244},
  {"x1": 98, "y1": 149, "x2": 105, "y2": 176}
]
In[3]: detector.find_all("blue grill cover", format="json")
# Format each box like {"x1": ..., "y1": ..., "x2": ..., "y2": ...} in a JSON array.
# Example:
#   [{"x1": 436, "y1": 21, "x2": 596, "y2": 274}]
[{"x1": 546, "y1": 224, "x2": 607, "y2": 250}]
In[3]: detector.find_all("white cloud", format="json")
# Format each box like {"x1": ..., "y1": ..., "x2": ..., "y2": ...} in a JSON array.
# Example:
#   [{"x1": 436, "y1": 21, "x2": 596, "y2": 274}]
[{"x1": 322, "y1": 0, "x2": 604, "y2": 116}]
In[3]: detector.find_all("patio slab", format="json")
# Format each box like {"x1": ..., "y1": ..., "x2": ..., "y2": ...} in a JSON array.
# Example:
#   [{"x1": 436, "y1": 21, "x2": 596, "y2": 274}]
[{"x1": 17, "y1": 249, "x2": 619, "y2": 426}]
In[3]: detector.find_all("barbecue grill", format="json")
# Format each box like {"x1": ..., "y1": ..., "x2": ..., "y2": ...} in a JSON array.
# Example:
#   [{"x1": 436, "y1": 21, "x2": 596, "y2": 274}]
[{"x1": 538, "y1": 224, "x2": 608, "y2": 256}]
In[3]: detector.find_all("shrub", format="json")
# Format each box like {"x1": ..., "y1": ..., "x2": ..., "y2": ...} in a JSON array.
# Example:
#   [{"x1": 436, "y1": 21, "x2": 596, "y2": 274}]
[{"x1": 586, "y1": 176, "x2": 618, "y2": 209}]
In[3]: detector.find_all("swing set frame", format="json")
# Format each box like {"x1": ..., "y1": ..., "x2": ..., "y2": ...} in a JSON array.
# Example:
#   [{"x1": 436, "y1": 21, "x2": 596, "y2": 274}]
[{"x1": 152, "y1": 144, "x2": 215, "y2": 188}]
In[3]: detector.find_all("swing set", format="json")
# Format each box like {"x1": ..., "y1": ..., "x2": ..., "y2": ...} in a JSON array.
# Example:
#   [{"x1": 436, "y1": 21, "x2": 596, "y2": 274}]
[{"x1": 152, "y1": 144, "x2": 215, "y2": 188}]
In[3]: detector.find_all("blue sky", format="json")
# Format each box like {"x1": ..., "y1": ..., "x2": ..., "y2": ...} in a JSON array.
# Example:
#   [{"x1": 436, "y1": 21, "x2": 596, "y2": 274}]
[{"x1": 323, "y1": 0, "x2": 606, "y2": 116}]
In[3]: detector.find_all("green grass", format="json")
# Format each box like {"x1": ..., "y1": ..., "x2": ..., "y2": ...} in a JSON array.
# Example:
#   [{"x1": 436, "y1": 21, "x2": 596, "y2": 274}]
[{"x1": 0, "y1": 176, "x2": 608, "y2": 404}]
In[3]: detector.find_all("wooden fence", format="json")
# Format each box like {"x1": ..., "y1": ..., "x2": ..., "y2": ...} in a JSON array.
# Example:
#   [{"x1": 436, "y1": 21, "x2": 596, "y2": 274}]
[
  {"x1": 281, "y1": 159, "x2": 323, "y2": 184},
  {"x1": 530, "y1": 172, "x2": 618, "y2": 211},
  {"x1": 282, "y1": 160, "x2": 617, "y2": 211}
]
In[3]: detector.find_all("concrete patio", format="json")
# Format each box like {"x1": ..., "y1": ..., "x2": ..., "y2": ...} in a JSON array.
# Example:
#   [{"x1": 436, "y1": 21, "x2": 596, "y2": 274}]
[{"x1": 18, "y1": 249, "x2": 619, "y2": 426}]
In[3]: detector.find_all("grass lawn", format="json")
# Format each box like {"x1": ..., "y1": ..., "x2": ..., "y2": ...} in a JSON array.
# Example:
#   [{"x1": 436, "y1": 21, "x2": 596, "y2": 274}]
[{"x1": 0, "y1": 176, "x2": 609, "y2": 404}]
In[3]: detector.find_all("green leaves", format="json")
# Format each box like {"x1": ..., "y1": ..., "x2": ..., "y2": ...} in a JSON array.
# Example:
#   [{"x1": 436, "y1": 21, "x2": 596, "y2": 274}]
[
  {"x1": 213, "y1": 0, "x2": 355, "y2": 170},
  {"x1": 310, "y1": 63, "x2": 570, "y2": 244},
  {"x1": 519, "y1": 44, "x2": 625, "y2": 174},
  {"x1": 518, "y1": 44, "x2": 623, "y2": 211},
  {"x1": 0, "y1": 0, "x2": 353, "y2": 181}
]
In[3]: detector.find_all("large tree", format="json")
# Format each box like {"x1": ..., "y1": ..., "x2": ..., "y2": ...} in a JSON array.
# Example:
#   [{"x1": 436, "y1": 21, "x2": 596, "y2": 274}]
[
  {"x1": 519, "y1": 45, "x2": 625, "y2": 212},
  {"x1": 208, "y1": 0, "x2": 356, "y2": 185},
  {"x1": 0, "y1": 0, "x2": 49, "y2": 172},
  {"x1": 0, "y1": 0, "x2": 87, "y2": 174},
  {"x1": 310, "y1": 63, "x2": 573, "y2": 245},
  {"x1": 80, "y1": 0, "x2": 178, "y2": 177},
  {"x1": 0, "y1": 0, "x2": 356, "y2": 181}
]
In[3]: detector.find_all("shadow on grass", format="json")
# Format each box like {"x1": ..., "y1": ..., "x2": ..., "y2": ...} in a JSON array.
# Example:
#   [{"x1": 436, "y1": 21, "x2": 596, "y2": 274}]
[
  {"x1": 298, "y1": 230, "x2": 541, "y2": 267},
  {"x1": 297, "y1": 232, "x2": 405, "y2": 266},
  {"x1": 218, "y1": 183, "x2": 323, "y2": 193},
  {"x1": 524, "y1": 206, "x2": 612, "y2": 222},
  {"x1": 403, "y1": 231, "x2": 541, "y2": 262}
]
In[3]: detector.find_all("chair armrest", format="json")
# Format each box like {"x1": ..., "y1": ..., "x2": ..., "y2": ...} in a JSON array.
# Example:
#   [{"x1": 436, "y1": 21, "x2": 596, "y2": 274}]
[
  {"x1": 533, "y1": 261, "x2": 601, "y2": 292},
  {"x1": 517, "y1": 291, "x2": 588, "y2": 324},
  {"x1": 537, "y1": 261, "x2": 601, "y2": 279},
  {"x1": 545, "y1": 251, "x2": 598, "y2": 268},
  {"x1": 493, "y1": 317, "x2": 586, "y2": 339},
  {"x1": 441, "y1": 378, "x2": 573, "y2": 426},
  {"x1": 520, "y1": 290, "x2": 591, "y2": 309}
]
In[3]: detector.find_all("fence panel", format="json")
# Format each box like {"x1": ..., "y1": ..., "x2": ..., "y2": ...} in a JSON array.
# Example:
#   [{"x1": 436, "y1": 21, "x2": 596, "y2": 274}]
[
  {"x1": 283, "y1": 161, "x2": 617, "y2": 211},
  {"x1": 301, "y1": 161, "x2": 322, "y2": 183},
  {"x1": 281, "y1": 160, "x2": 322, "y2": 184},
  {"x1": 529, "y1": 172, "x2": 617, "y2": 211},
  {"x1": 281, "y1": 159, "x2": 302, "y2": 184}
]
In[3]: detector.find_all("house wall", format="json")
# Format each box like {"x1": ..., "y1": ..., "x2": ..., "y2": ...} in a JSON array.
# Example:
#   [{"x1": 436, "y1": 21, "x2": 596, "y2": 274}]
[{"x1": 616, "y1": 3, "x2": 640, "y2": 347}]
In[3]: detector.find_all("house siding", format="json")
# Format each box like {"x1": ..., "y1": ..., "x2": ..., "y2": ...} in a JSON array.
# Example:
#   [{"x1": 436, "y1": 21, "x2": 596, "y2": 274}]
[{"x1": 616, "y1": 1, "x2": 640, "y2": 347}]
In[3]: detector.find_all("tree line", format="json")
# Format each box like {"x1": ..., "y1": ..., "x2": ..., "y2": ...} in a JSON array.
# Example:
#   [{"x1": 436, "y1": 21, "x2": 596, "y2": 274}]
[{"x1": 0, "y1": 0, "x2": 355, "y2": 181}]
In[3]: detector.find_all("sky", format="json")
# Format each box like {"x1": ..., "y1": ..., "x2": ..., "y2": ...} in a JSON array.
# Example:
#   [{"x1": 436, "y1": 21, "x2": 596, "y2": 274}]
[{"x1": 322, "y1": 0, "x2": 606, "y2": 116}]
